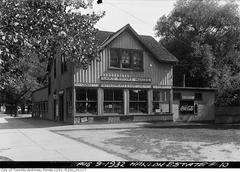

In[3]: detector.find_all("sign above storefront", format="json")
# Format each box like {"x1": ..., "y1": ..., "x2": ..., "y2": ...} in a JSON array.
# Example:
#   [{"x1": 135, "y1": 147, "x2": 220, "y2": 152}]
[
  {"x1": 75, "y1": 83, "x2": 99, "y2": 87},
  {"x1": 182, "y1": 96, "x2": 195, "y2": 100},
  {"x1": 100, "y1": 83, "x2": 151, "y2": 89},
  {"x1": 100, "y1": 76, "x2": 151, "y2": 83}
]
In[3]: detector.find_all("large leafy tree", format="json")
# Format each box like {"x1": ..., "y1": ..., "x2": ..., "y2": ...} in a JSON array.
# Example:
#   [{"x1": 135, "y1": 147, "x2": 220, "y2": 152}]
[
  {"x1": 155, "y1": 0, "x2": 240, "y2": 106},
  {"x1": 0, "y1": 0, "x2": 104, "y2": 113}
]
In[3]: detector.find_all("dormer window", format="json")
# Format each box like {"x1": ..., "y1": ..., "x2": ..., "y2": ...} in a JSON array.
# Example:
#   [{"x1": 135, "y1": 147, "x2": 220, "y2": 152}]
[{"x1": 110, "y1": 48, "x2": 143, "y2": 70}]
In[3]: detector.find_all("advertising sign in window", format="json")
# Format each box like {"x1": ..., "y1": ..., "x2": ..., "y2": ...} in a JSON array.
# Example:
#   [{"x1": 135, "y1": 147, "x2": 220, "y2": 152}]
[{"x1": 179, "y1": 100, "x2": 194, "y2": 115}]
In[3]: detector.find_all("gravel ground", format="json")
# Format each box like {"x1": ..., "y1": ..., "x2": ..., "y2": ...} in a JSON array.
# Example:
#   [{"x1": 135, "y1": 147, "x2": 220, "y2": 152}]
[{"x1": 55, "y1": 125, "x2": 240, "y2": 161}]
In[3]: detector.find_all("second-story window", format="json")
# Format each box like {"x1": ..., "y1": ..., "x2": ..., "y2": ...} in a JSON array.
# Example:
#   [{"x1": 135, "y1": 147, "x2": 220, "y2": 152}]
[
  {"x1": 61, "y1": 54, "x2": 67, "y2": 74},
  {"x1": 110, "y1": 48, "x2": 143, "y2": 70}
]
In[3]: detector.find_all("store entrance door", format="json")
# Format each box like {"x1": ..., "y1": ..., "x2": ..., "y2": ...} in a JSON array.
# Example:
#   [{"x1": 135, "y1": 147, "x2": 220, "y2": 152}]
[{"x1": 59, "y1": 94, "x2": 64, "y2": 121}]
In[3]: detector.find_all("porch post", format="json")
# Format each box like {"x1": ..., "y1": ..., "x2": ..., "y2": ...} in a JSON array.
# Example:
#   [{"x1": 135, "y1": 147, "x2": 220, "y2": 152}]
[
  {"x1": 124, "y1": 89, "x2": 129, "y2": 115},
  {"x1": 98, "y1": 88, "x2": 103, "y2": 115},
  {"x1": 72, "y1": 86, "x2": 76, "y2": 124},
  {"x1": 169, "y1": 88, "x2": 173, "y2": 114},
  {"x1": 148, "y1": 89, "x2": 153, "y2": 115}
]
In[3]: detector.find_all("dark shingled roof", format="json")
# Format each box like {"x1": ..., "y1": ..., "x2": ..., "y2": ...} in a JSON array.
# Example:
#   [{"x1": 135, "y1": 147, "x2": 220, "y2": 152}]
[{"x1": 95, "y1": 26, "x2": 178, "y2": 63}]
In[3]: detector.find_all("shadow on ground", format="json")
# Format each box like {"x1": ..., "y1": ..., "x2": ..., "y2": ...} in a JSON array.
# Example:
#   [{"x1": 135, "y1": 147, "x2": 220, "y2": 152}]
[
  {"x1": 0, "y1": 114, "x2": 69, "y2": 129},
  {"x1": 142, "y1": 122, "x2": 240, "y2": 130}
]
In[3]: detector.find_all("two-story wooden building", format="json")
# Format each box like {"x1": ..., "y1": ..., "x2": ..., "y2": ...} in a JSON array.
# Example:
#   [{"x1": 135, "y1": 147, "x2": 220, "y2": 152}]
[{"x1": 32, "y1": 24, "x2": 179, "y2": 124}]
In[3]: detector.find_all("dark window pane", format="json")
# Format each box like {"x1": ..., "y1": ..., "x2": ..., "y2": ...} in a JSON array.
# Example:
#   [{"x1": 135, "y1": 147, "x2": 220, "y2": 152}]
[
  {"x1": 153, "y1": 102, "x2": 160, "y2": 112},
  {"x1": 76, "y1": 88, "x2": 86, "y2": 100},
  {"x1": 153, "y1": 90, "x2": 160, "y2": 101},
  {"x1": 110, "y1": 49, "x2": 120, "y2": 68},
  {"x1": 121, "y1": 50, "x2": 131, "y2": 68},
  {"x1": 76, "y1": 102, "x2": 86, "y2": 113},
  {"x1": 195, "y1": 93, "x2": 202, "y2": 100},
  {"x1": 87, "y1": 102, "x2": 97, "y2": 114},
  {"x1": 173, "y1": 92, "x2": 181, "y2": 100},
  {"x1": 130, "y1": 90, "x2": 139, "y2": 101},
  {"x1": 104, "y1": 102, "x2": 114, "y2": 113},
  {"x1": 139, "y1": 102, "x2": 148, "y2": 113},
  {"x1": 114, "y1": 102, "x2": 123, "y2": 114},
  {"x1": 132, "y1": 51, "x2": 143, "y2": 69},
  {"x1": 139, "y1": 90, "x2": 147, "y2": 101},
  {"x1": 87, "y1": 89, "x2": 97, "y2": 101},
  {"x1": 129, "y1": 102, "x2": 138, "y2": 113},
  {"x1": 114, "y1": 90, "x2": 123, "y2": 101},
  {"x1": 104, "y1": 90, "x2": 113, "y2": 101}
]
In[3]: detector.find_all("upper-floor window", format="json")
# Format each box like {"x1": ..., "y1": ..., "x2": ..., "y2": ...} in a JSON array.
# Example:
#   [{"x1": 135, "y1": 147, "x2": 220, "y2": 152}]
[
  {"x1": 61, "y1": 54, "x2": 67, "y2": 74},
  {"x1": 110, "y1": 48, "x2": 143, "y2": 70}
]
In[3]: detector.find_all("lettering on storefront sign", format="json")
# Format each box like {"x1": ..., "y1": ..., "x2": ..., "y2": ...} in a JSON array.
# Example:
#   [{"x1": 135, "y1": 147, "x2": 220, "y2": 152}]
[
  {"x1": 179, "y1": 100, "x2": 194, "y2": 115},
  {"x1": 101, "y1": 84, "x2": 151, "y2": 88},
  {"x1": 75, "y1": 83, "x2": 99, "y2": 87},
  {"x1": 182, "y1": 96, "x2": 195, "y2": 100},
  {"x1": 153, "y1": 85, "x2": 172, "y2": 89},
  {"x1": 100, "y1": 76, "x2": 151, "y2": 83}
]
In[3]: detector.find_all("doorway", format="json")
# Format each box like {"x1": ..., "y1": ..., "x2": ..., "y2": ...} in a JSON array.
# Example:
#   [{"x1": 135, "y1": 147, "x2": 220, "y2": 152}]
[{"x1": 59, "y1": 94, "x2": 64, "y2": 121}]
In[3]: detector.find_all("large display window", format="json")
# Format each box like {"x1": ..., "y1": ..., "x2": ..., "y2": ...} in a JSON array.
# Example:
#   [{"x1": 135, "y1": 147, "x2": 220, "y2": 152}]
[
  {"x1": 129, "y1": 89, "x2": 148, "y2": 114},
  {"x1": 153, "y1": 90, "x2": 170, "y2": 113},
  {"x1": 104, "y1": 89, "x2": 123, "y2": 114},
  {"x1": 75, "y1": 88, "x2": 97, "y2": 114}
]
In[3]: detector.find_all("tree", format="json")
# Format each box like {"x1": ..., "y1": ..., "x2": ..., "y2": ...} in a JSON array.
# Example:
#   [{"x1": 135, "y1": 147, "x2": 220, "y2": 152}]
[
  {"x1": 0, "y1": 0, "x2": 104, "y2": 114},
  {"x1": 155, "y1": 0, "x2": 240, "y2": 106}
]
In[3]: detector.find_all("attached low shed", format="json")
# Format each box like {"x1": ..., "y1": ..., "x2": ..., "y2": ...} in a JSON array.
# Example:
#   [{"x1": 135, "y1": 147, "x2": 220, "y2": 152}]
[
  {"x1": 32, "y1": 86, "x2": 48, "y2": 119},
  {"x1": 173, "y1": 87, "x2": 216, "y2": 123}
]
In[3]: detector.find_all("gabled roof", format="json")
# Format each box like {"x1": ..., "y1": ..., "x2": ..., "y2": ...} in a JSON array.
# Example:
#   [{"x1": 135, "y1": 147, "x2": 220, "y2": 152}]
[{"x1": 95, "y1": 24, "x2": 178, "y2": 63}]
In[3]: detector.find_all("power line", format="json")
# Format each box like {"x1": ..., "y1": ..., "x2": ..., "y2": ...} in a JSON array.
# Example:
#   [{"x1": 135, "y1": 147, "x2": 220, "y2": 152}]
[{"x1": 104, "y1": 1, "x2": 151, "y2": 25}]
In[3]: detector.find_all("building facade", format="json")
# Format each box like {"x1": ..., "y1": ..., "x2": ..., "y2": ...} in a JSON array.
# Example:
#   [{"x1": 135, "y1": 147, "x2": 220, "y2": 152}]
[{"x1": 32, "y1": 24, "x2": 179, "y2": 124}]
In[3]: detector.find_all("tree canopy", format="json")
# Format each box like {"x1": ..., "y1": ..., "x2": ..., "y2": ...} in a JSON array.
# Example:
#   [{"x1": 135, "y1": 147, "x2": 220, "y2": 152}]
[
  {"x1": 0, "y1": 0, "x2": 104, "y2": 107},
  {"x1": 155, "y1": 0, "x2": 240, "y2": 106}
]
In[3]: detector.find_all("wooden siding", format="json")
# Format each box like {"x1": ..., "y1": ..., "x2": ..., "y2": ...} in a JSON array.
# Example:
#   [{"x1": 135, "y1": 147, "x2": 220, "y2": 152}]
[
  {"x1": 32, "y1": 87, "x2": 48, "y2": 103},
  {"x1": 74, "y1": 31, "x2": 173, "y2": 86}
]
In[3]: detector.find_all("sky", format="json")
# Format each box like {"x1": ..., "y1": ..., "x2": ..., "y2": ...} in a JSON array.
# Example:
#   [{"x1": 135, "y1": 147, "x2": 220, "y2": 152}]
[{"x1": 85, "y1": 0, "x2": 177, "y2": 39}]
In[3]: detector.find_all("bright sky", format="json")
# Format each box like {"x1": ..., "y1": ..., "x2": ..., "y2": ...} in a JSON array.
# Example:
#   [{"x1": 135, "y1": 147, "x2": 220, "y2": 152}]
[{"x1": 88, "y1": 0, "x2": 176, "y2": 39}]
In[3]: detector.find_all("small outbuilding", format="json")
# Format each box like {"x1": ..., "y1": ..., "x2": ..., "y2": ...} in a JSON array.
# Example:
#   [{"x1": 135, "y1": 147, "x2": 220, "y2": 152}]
[{"x1": 173, "y1": 87, "x2": 216, "y2": 123}]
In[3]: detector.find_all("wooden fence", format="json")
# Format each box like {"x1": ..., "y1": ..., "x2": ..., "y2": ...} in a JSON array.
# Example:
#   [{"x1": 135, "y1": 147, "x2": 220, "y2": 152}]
[{"x1": 215, "y1": 107, "x2": 240, "y2": 123}]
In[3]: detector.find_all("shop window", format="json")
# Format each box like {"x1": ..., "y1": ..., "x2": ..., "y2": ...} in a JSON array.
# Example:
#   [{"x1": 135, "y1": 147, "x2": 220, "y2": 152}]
[
  {"x1": 76, "y1": 88, "x2": 97, "y2": 114},
  {"x1": 195, "y1": 93, "x2": 202, "y2": 101},
  {"x1": 110, "y1": 48, "x2": 143, "y2": 70},
  {"x1": 129, "y1": 90, "x2": 148, "y2": 114},
  {"x1": 153, "y1": 90, "x2": 170, "y2": 113},
  {"x1": 104, "y1": 89, "x2": 123, "y2": 114},
  {"x1": 173, "y1": 92, "x2": 181, "y2": 100}
]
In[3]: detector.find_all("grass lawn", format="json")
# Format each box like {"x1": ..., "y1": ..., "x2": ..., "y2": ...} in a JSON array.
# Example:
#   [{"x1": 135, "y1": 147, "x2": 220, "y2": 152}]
[{"x1": 55, "y1": 123, "x2": 240, "y2": 161}]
